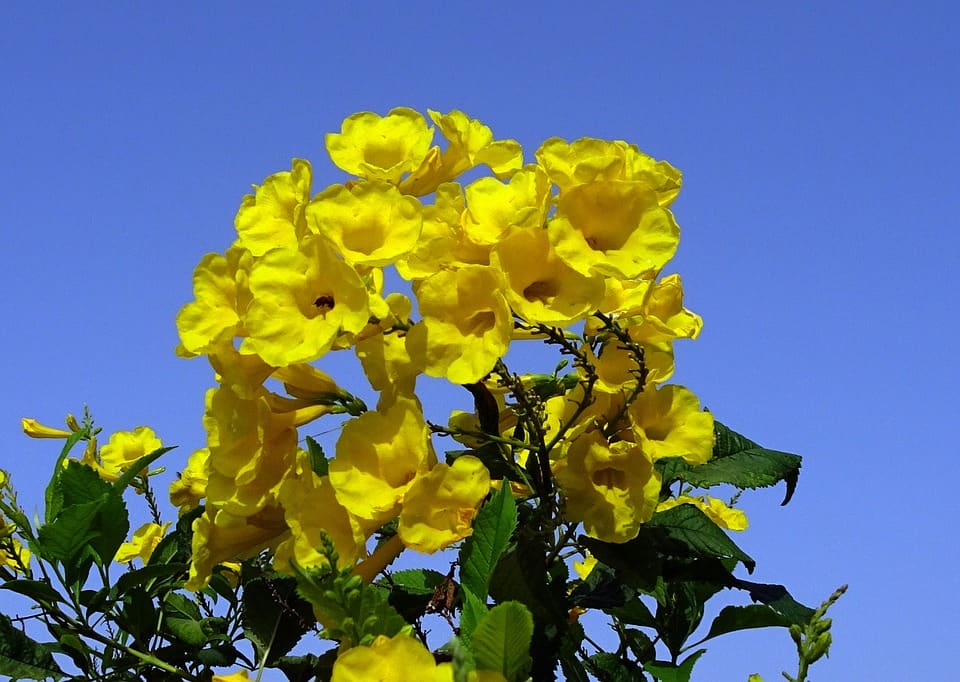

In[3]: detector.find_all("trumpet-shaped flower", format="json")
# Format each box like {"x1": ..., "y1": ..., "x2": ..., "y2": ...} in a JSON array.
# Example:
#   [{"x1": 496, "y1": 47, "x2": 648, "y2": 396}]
[
  {"x1": 400, "y1": 110, "x2": 523, "y2": 196},
  {"x1": 554, "y1": 430, "x2": 660, "y2": 543},
  {"x1": 115, "y1": 522, "x2": 170, "y2": 564},
  {"x1": 406, "y1": 265, "x2": 512, "y2": 384},
  {"x1": 242, "y1": 235, "x2": 370, "y2": 367},
  {"x1": 398, "y1": 455, "x2": 490, "y2": 553},
  {"x1": 307, "y1": 181, "x2": 422, "y2": 266},
  {"x1": 169, "y1": 448, "x2": 210, "y2": 512},
  {"x1": 460, "y1": 165, "x2": 550, "y2": 245},
  {"x1": 234, "y1": 158, "x2": 313, "y2": 255},
  {"x1": 21, "y1": 417, "x2": 74, "y2": 439},
  {"x1": 536, "y1": 137, "x2": 682, "y2": 206},
  {"x1": 549, "y1": 180, "x2": 679, "y2": 280},
  {"x1": 326, "y1": 107, "x2": 434, "y2": 184},
  {"x1": 491, "y1": 227, "x2": 604, "y2": 327},
  {"x1": 329, "y1": 397, "x2": 436, "y2": 525},
  {"x1": 88, "y1": 426, "x2": 163, "y2": 483},
  {"x1": 628, "y1": 385, "x2": 714, "y2": 464},
  {"x1": 274, "y1": 451, "x2": 369, "y2": 572},
  {"x1": 356, "y1": 328, "x2": 424, "y2": 408},
  {"x1": 331, "y1": 634, "x2": 449, "y2": 682},
  {"x1": 177, "y1": 246, "x2": 253, "y2": 355},
  {"x1": 657, "y1": 496, "x2": 748, "y2": 531}
]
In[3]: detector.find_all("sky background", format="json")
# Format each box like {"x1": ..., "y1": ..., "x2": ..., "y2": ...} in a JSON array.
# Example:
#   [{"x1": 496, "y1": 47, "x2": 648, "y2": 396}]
[{"x1": 3, "y1": 2, "x2": 958, "y2": 679}]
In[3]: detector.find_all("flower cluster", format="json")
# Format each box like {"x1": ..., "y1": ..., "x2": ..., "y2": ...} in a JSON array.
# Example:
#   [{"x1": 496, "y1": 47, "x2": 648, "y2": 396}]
[{"x1": 173, "y1": 106, "x2": 732, "y2": 598}]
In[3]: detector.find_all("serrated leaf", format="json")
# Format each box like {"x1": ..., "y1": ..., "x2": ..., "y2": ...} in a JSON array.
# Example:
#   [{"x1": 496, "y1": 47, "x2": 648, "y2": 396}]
[
  {"x1": 196, "y1": 643, "x2": 238, "y2": 667},
  {"x1": 37, "y1": 498, "x2": 104, "y2": 562},
  {"x1": 583, "y1": 652, "x2": 644, "y2": 682},
  {"x1": 697, "y1": 604, "x2": 791, "y2": 644},
  {"x1": 1, "y1": 579, "x2": 64, "y2": 605},
  {"x1": 646, "y1": 505, "x2": 755, "y2": 572},
  {"x1": 305, "y1": 436, "x2": 329, "y2": 477},
  {"x1": 164, "y1": 592, "x2": 201, "y2": 621},
  {"x1": 275, "y1": 650, "x2": 337, "y2": 682},
  {"x1": 645, "y1": 649, "x2": 706, "y2": 682},
  {"x1": 458, "y1": 586, "x2": 488, "y2": 643},
  {"x1": 389, "y1": 568, "x2": 447, "y2": 595},
  {"x1": 242, "y1": 574, "x2": 314, "y2": 665},
  {"x1": 115, "y1": 563, "x2": 188, "y2": 595},
  {"x1": 87, "y1": 491, "x2": 128, "y2": 565},
  {"x1": 44, "y1": 430, "x2": 86, "y2": 524},
  {"x1": 470, "y1": 602, "x2": 533, "y2": 682},
  {"x1": 706, "y1": 421, "x2": 801, "y2": 504},
  {"x1": 0, "y1": 613, "x2": 64, "y2": 681},
  {"x1": 59, "y1": 460, "x2": 111, "y2": 507},
  {"x1": 607, "y1": 598, "x2": 657, "y2": 628},
  {"x1": 459, "y1": 484, "x2": 517, "y2": 599},
  {"x1": 165, "y1": 617, "x2": 207, "y2": 647}
]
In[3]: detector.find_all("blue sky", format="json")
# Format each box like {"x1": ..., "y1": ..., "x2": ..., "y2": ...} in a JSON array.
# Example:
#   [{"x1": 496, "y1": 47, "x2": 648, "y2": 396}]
[{"x1": 3, "y1": 3, "x2": 958, "y2": 679}]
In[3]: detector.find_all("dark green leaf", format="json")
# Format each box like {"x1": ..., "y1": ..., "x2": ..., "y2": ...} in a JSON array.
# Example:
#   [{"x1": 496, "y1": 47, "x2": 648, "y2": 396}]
[
  {"x1": 703, "y1": 421, "x2": 802, "y2": 505},
  {"x1": 645, "y1": 505, "x2": 755, "y2": 572},
  {"x1": 698, "y1": 604, "x2": 792, "y2": 644},
  {"x1": 88, "y1": 490, "x2": 128, "y2": 565},
  {"x1": 243, "y1": 574, "x2": 314, "y2": 665},
  {"x1": 165, "y1": 618, "x2": 207, "y2": 647},
  {"x1": 38, "y1": 498, "x2": 104, "y2": 561},
  {"x1": 117, "y1": 588, "x2": 157, "y2": 644},
  {"x1": 148, "y1": 505, "x2": 202, "y2": 568},
  {"x1": 644, "y1": 649, "x2": 705, "y2": 682},
  {"x1": 0, "y1": 579, "x2": 63, "y2": 605},
  {"x1": 570, "y1": 561, "x2": 634, "y2": 609},
  {"x1": 583, "y1": 653, "x2": 645, "y2": 682},
  {"x1": 730, "y1": 579, "x2": 816, "y2": 624},
  {"x1": 275, "y1": 649, "x2": 337, "y2": 682},
  {"x1": 471, "y1": 602, "x2": 533, "y2": 682},
  {"x1": 115, "y1": 563, "x2": 188, "y2": 595},
  {"x1": 625, "y1": 628, "x2": 656, "y2": 663},
  {"x1": 44, "y1": 430, "x2": 86, "y2": 524},
  {"x1": 558, "y1": 622, "x2": 590, "y2": 682},
  {"x1": 111, "y1": 446, "x2": 177, "y2": 494},
  {"x1": 0, "y1": 613, "x2": 64, "y2": 680},
  {"x1": 59, "y1": 460, "x2": 111, "y2": 507},
  {"x1": 608, "y1": 598, "x2": 657, "y2": 629},
  {"x1": 459, "y1": 586, "x2": 488, "y2": 643},
  {"x1": 459, "y1": 484, "x2": 518, "y2": 598},
  {"x1": 387, "y1": 569, "x2": 448, "y2": 623},
  {"x1": 305, "y1": 437, "x2": 329, "y2": 477},
  {"x1": 163, "y1": 591, "x2": 201, "y2": 621},
  {"x1": 196, "y1": 643, "x2": 238, "y2": 667}
]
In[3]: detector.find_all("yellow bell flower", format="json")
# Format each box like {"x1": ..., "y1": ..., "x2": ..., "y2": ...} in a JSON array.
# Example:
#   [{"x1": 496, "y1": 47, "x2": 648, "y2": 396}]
[
  {"x1": 307, "y1": 180, "x2": 423, "y2": 266},
  {"x1": 398, "y1": 455, "x2": 491, "y2": 553},
  {"x1": 115, "y1": 521, "x2": 170, "y2": 564},
  {"x1": 326, "y1": 107, "x2": 434, "y2": 184},
  {"x1": 407, "y1": 265, "x2": 512, "y2": 384},
  {"x1": 21, "y1": 417, "x2": 73, "y2": 439},
  {"x1": 554, "y1": 430, "x2": 661, "y2": 544},
  {"x1": 460, "y1": 165, "x2": 550, "y2": 246},
  {"x1": 212, "y1": 672, "x2": 251, "y2": 682},
  {"x1": 234, "y1": 158, "x2": 313, "y2": 256},
  {"x1": 628, "y1": 384, "x2": 714, "y2": 464},
  {"x1": 176, "y1": 246, "x2": 253, "y2": 355},
  {"x1": 657, "y1": 495, "x2": 749, "y2": 531},
  {"x1": 242, "y1": 235, "x2": 370, "y2": 367},
  {"x1": 169, "y1": 447, "x2": 209, "y2": 512},
  {"x1": 91, "y1": 426, "x2": 163, "y2": 483},
  {"x1": 329, "y1": 397, "x2": 437, "y2": 526}
]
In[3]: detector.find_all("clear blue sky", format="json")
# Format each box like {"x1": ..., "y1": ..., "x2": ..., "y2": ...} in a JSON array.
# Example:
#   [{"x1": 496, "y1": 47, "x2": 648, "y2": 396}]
[{"x1": 3, "y1": 3, "x2": 958, "y2": 679}]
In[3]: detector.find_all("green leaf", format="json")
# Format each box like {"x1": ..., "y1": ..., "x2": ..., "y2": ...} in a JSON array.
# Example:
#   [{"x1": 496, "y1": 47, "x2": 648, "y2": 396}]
[
  {"x1": 164, "y1": 591, "x2": 201, "y2": 621},
  {"x1": 305, "y1": 436, "x2": 329, "y2": 477},
  {"x1": 275, "y1": 650, "x2": 337, "y2": 682},
  {"x1": 730, "y1": 579, "x2": 816, "y2": 624},
  {"x1": 88, "y1": 490, "x2": 128, "y2": 565},
  {"x1": 583, "y1": 652, "x2": 644, "y2": 682},
  {"x1": 0, "y1": 613, "x2": 64, "y2": 681},
  {"x1": 111, "y1": 446, "x2": 177, "y2": 494},
  {"x1": 470, "y1": 602, "x2": 533, "y2": 682},
  {"x1": 697, "y1": 604, "x2": 792, "y2": 644},
  {"x1": 59, "y1": 460, "x2": 111, "y2": 506},
  {"x1": 165, "y1": 617, "x2": 207, "y2": 647},
  {"x1": 458, "y1": 586, "x2": 489, "y2": 643},
  {"x1": 44, "y1": 430, "x2": 86, "y2": 524},
  {"x1": 242, "y1": 574, "x2": 315, "y2": 665},
  {"x1": 387, "y1": 569, "x2": 448, "y2": 623},
  {"x1": 115, "y1": 563, "x2": 188, "y2": 596},
  {"x1": 37, "y1": 497, "x2": 104, "y2": 561},
  {"x1": 459, "y1": 484, "x2": 517, "y2": 598},
  {"x1": 558, "y1": 622, "x2": 590, "y2": 682},
  {"x1": 570, "y1": 561, "x2": 634, "y2": 609},
  {"x1": 1, "y1": 579, "x2": 64, "y2": 605},
  {"x1": 607, "y1": 597, "x2": 657, "y2": 629},
  {"x1": 646, "y1": 504, "x2": 755, "y2": 572},
  {"x1": 645, "y1": 649, "x2": 706, "y2": 682}
]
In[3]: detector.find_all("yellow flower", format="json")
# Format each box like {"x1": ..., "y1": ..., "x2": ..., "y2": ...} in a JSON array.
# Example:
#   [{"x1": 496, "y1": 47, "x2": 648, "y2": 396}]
[
  {"x1": 584, "y1": 337, "x2": 675, "y2": 393},
  {"x1": 92, "y1": 426, "x2": 163, "y2": 483},
  {"x1": 628, "y1": 385, "x2": 714, "y2": 464},
  {"x1": 406, "y1": 265, "x2": 512, "y2": 384},
  {"x1": 21, "y1": 418, "x2": 73, "y2": 439},
  {"x1": 491, "y1": 227, "x2": 604, "y2": 327},
  {"x1": 186, "y1": 505, "x2": 289, "y2": 591},
  {"x1": 356, "y1": 328, "x2": 424, "y2": 408},
  {"x1": 115, "y1": 522, "x2": 170, "y2": 564},
  {"x1": 0, "y1": 535, "x2": 30, "y2": 574},
  {"x1": 554, "y1": 431, "x2": 660, "y2": 543},
  {"x1": 573, "y1": 553, "x2": 598, "y2": 580},
  {"x1": 177, "y1": 246, "x2": 253, "y2": 355},
  {"x1": 307, "y1": 181, "x2": 423, "y2": 267},
  {"x1": 212, "y1": 672, "x2": 252, "y2": 682},
  {"x1": 398, "y1": 455, "x2": 491, "y2": 553},
  {"x1": 169, "y1": 447, "x2": 209, "y2": 512},
  {"x1": 400, "y1": 109, "x2": 523, "y2": 196},
  {"x1": 329, "y1": 397, "x2": 437, "y2": 526},
  {"x1": 274, "y1": 451, "x2": 369, "y2": 572},
  {"x1": 234, "y1": 158, "x2": 312, "y2": 256},
  {"x1": 460, "y1": 165, "x2": 550, "y2": 246},
  {"x1": 331, "y1": 634, "x2": 451, "y2": 682},
  {"x1": 396, "y1": 183, "x2": 490, "y2": 280},
  {"x1": 535, "y1": 137, "x2": 682, "y2": 206},
  {"x1": 657, "y1": 496, "x2": 749, "y2": 531},
  {"x1": 242, "y1": 235, "x2": 370, "y2": 366},
  {"x1": 548, "y1": 180, "x2": 679, "y2": 280},
  {"x1": 326, "y1": 108, "x2": 434, "y2": 184}
]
